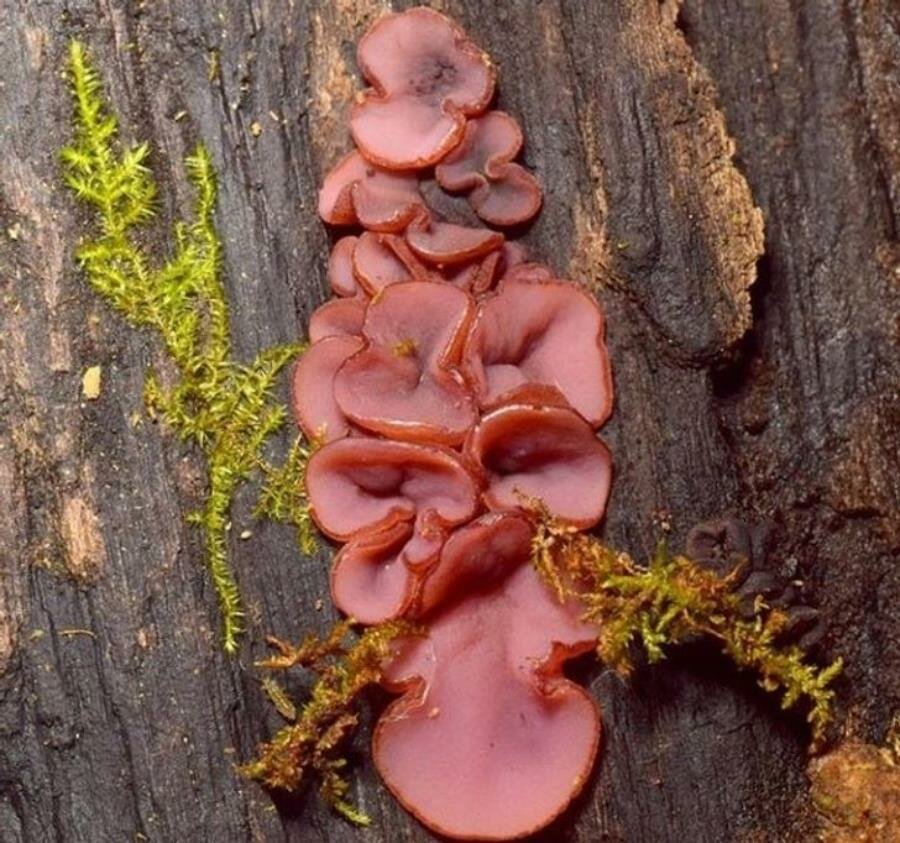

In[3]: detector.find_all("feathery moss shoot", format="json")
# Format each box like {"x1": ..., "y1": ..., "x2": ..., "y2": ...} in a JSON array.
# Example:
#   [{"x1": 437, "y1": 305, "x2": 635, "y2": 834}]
[
  {"x1": 530, "y1": 507, "x2": 842, "y2": 746},
  {"x1": 256, "y1": 435, "x2": 321, "y2": 557},
  {"x1": 242, "y1": 620, "x2": 421, "y2": 824},
  {"x1": 62, "y1": 41, "x2": 306, "y2": 653}
]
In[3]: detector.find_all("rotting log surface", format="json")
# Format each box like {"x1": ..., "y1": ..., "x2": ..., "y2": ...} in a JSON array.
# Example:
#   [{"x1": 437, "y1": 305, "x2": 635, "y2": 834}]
[{"x1": 1, "y1": 2, "x2": 898, "y2": 841}]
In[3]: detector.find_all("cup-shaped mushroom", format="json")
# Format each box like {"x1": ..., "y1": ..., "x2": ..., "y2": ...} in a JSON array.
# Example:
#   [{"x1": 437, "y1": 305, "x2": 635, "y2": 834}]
[
  {"x1": 375, "y1": 515, "x2": 600, "y2": 840},
  {"x1": 308, "y1": 297, "x2": 366, "y2": 343},
  {"x1": 465, "y1": 404, "x2": 613, "y2": 529},
  {"x1": 291, "y1": 335, "x2": 364, "y2": 443},
  {"x1": 436, "y1": 111, "x2": 542, "y2": 227},
  {"x1": 332, "y1": 509, "x2": 449, "y2": 625},
  {"x1": 306, "y1": 437, "x2": 479, "y2": 542},
  {"x1": 318, "y1": 150, "x2": 424, "y2": 231},
  {"x1": 352, "y1": 231, "x2": 431, "y2": 296},
  {"x1": 331, "y1": 521, "x2": 416, "y2": 624},
  {"x1": 328, "y1": 236, "x2": 363, "y2": 298},
  {"x1": 414, "y1": 512, "x2": 533, "y2": 616},
  {"x1": 406, "y1": 221, "x2": 503, "y2": 266},
  {"x1": 350, "y1": 7, "x2": 495, "y2": 169},
  {"x1": 334, "y1": 282, "x2": 478, "y2": 446},
  {"x1": 462, "y1": 278, "x2": 614, "y2": 427}
]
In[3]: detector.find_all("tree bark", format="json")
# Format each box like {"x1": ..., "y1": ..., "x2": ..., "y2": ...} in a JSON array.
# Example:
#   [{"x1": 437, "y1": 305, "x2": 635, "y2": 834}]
[{"x1": 0, "y1": 1, "x2": 897, "y2": 841}]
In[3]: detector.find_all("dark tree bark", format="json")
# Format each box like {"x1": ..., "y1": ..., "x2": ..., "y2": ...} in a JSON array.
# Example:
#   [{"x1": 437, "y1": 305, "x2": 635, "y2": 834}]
[{"x1": 0, "y1": 1, "x2": 897, "y2": 841}]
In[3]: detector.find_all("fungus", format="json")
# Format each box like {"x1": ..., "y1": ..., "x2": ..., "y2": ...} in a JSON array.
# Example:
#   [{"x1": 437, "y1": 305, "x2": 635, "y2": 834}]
[
  {"x1": 352, "y1": 231, "x2": 431, "y2": 295},
  {"x1": 350, "y1": 7, "x2": 495, "y2": 170},
  {"x1": 461, "y1": 277, "x2": 613, "y2": 426},
  {"x1": 330, "y1": 522, "x2": 418, "y2": 625},
  {"x1": 306, "y1": 437, "x2": 479, "y2": 543},
  {"x1": 374, "y1": 514, "x2": 600, "y2": 840},
  {"x1": 308, "y1": 297, "x2": 366, "y2": 343},
  {"x1": 436, "y1": 111, "x2": 542, "y2": 226},
  {"x1": 406, "y1": 220, "x2": 504, "y2": 266},
  {"x1": 318, "y1": 150, "x2": 424, "y2": 231},
  {"x1": 334, "y1": 281, "x2": 478, "y2": 446},
  {"x1": 328, "y1": 236, "x2": 363, "y2": 298},
  {"x1": 331, "y1": 509, "x2": 450, "y2": 625},
  {"x1": 465, "y1": 404, "x2": 613, "y2": 528},
  {"x1": 291, "y1": 335, "x2": 364, "y2": 442}
]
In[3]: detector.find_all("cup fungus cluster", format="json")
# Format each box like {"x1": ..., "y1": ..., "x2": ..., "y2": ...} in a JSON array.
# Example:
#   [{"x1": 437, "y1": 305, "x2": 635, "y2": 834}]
[{"x1": 295, "y1": 7, "x2": 613, "y2": 839}]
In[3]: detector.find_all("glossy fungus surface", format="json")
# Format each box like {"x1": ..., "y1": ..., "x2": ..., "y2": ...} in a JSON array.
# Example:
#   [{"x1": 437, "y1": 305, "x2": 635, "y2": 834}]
[
  {"x1": 436, "y1": 111, "x2": 542, "y2": 226},
  {"x1": 294, "y1": 7, "x2": 616, "y2": 838},
  {"x1": 350, "y1": 8, "x2": 495, "y2": 169},
  {"x1": 376, "y1": 515, "x2": 599, "y2": 839}
]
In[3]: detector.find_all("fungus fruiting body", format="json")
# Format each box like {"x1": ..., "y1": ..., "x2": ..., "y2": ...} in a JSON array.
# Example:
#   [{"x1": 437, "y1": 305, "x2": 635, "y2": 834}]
[{"x1": 297, "y1": 7, "x2": 612, "y2": 838}]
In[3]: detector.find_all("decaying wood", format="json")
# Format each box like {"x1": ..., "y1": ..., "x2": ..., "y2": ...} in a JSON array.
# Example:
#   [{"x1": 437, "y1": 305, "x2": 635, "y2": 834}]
[{"x1": 0, "y1": 1, "x2": 897, "y2": 840}]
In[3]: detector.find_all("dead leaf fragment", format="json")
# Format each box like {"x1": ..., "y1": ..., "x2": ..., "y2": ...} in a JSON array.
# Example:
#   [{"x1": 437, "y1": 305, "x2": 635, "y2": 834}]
[{"x1": 82, "y1": 366, "x2": 101, "y2": 399}]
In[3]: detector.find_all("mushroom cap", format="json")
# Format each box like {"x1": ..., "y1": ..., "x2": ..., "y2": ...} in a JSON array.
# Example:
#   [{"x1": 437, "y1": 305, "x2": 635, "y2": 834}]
[
  {"x1": 327, "y1": 236, "x2": 363, "y2": 298},
  {"x1": 332, "y1": 509, "x2": 451, "y2": 625},
  {"x1": 306, "y1": 437, "x2": 479, "y2": 542},
  {"x1": 331, "y1": 522, "x2": 417, "y2": 624},
  {"x1": 352, "y1": 231, "x2": 431, "y2": 296},
  {"x1": 436, "y1": 111, "x2": 542, "y2": 226},
  {"x1": 318, "y1": 150, "x2": 423, "y2": 231},
  {"x1": 465, "y1": 403, "x2": 613, "y2": 529},
  {"x1": 375, "y1": 513, "x2": 600, "y2": 840},
  {"x1": 308, "y1": 297, "x2": 366, "y2": 343},
  {"x1": 350, "y1": 7, "x2": 495, "y2": 169},
  {"x1": 462, "y1": 277, "x2": 614, "y2": 426},
  {"x1": 290, "y1": 335, "x2": 364, "y2": 442},
  {"x1": 406, "y1": 220, "x2": 504, "y2": 266},
  {"x1": 334, "y1": 281, "x2": 478, "y2": 446}
]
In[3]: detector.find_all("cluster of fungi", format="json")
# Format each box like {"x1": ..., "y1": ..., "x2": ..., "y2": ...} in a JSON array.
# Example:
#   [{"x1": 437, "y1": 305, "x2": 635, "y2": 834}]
[{"x1": 293, "y1": 8, "x2": 613, "y2": 839}]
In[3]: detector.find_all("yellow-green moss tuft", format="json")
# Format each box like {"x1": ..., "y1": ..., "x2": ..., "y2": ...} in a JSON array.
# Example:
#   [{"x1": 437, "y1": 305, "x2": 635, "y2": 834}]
[
  {"x1": 256, "y1": 435, "x2": 321, "y2": 557},
  {"x1": 242, "y1": 620, "x2": 421, "y2": 824},
  {"x1": 62, "y1": 40, "x2": 307, "y2": 652},
  {"x1": 530, "y1": 505, "x2": 842, "y2": 746}
]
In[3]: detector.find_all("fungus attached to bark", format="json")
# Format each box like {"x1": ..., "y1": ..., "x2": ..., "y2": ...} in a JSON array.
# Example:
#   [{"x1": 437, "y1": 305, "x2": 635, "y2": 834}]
[
  {"x1": 306, "y1": 437, "x2": 479, "y2": 543},
  {"x1": 318, "y1": 150, "x2": 424, "y2": 230},
  {"x1": 331, "y1": 521, "x2": 418, "y2": 625},
  {"x1": 327, "y1": 236, "x2": 363, "y2": 298},
  {"x1": 351, "y1": 231, "x2": 431, "y2": 295},
  {"x1": 308, "y1": 297, "x2": 366, "y2": 343},
  {"x1": 350, "y1": 7, "x2": 495, "y2": 170},
  {"x1": 406, "y1": 220, "x2": 504, "y2": 267},
  {"x1": 465, "y1": 403, "x2": 613, "y2": 528},
  {"x1": 436, "y1": 111, "x2": 542, "y2": 226},
  {"x1": 291, "y1": 335, "x2": 364, "y2": 442},
  {"x1": 375, "y1": 513, "x2": 600, "y2": 840},
  {"x1": 462, "y1": 277, "x2": 613, "y2": 426},
  {"x1": 334, "y1": 281, "x2": 478, "y2": 446}
]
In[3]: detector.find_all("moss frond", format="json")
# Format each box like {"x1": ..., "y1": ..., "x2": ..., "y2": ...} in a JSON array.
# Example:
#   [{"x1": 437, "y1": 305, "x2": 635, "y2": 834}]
[
  {"x1": 62, "y1": 41, "x2": 305, "y2": 653},
  {"x1": 242, "y1": 620, "x2": 421, "y2": 823},
  {"x1": 530, "y1": 505, "x2": 841, "y2": 746},
  {"x1": 256, "y1": 434, "x2": 321, "y2": 557}
]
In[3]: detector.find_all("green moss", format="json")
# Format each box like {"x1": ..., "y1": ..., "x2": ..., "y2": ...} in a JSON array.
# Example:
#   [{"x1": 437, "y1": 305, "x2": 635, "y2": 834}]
[
  {"x1": 242, "y1": 620, "x2": 421, "y2": 824},
  {"x1": 62, "y1": 41, "x2": 307, "y2": 653},
  {"x1": 531, "y1": 505, "x2": 842, "y2": 746},
  {"x1": 256, "y1": 435, "x2": 321, "y2": 557}
]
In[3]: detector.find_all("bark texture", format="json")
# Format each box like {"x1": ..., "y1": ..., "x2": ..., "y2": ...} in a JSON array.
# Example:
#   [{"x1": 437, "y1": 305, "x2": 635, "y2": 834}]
[{"x1": 0, "y1": 1, "x2": 898, "y2": 841}]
